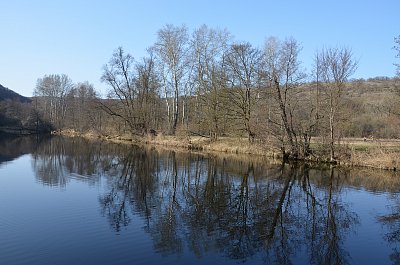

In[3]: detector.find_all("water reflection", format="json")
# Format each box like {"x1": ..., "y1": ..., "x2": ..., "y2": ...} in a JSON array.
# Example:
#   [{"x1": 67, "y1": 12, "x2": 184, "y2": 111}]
[
  {"x1": 0, "y1": 134, "x2": 47, "y2": 166},
  {"x1": 99, "y1": 145, "x2": 159, "y2": 232},
  {"x1": 13, "y1": 136, "x2": 400, "y2": 264},
  {"x1": 378, "y1": 193, "x2": 400, "y2": 265},
  {"x1": 31, "y1": 137, "x2": 116, "y2": 186},
  {"x1": 96, "y1": 146, "x2": 359, "y2": 264}
]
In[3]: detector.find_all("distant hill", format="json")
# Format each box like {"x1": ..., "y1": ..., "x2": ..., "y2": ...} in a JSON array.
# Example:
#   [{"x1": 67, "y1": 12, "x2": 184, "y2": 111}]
[{"x1": 0, "y1": 84, "x2": 31, "y2": 103}]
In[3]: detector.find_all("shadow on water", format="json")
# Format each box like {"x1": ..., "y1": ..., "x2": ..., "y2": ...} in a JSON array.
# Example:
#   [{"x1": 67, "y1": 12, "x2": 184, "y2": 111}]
[{"x1": 12, "y1": 136, "x2": 400, "y2": 264}]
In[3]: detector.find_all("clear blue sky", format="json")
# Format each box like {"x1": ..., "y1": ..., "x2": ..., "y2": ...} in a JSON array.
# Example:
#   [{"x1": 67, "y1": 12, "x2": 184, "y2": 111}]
[{"x1": 1, "y1": 0, "x2": 399, "y2": 97}]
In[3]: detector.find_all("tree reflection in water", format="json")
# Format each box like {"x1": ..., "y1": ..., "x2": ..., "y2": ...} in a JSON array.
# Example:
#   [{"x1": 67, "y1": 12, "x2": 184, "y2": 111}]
[
  {"x1": 32, "y1": 137, "x2": 110, "y2": 187},
  {"x1": 378, "y1": 187, "x2": 400, "y2": 265},
  {"x1": 0, "y1": 134, "x2": 47, "y2": 166},
  {"x1": 28, "y1": 137, "x2": 365, "y2": 264},
  {"x1": 98, "y1": 145, "x2": 359, "y2": 264},
  {"x1": 99, "y1": 145, "x2": 158, "y2": 233}
]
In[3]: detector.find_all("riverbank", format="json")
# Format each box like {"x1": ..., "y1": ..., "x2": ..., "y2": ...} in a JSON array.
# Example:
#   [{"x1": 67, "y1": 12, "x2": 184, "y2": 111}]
[
  {"x1": 54, "y1": 129, "x2": 280, "y2": 157},
  {"x1": 0, "y1": 126, "x2": 40, "y2": 135},
  {"x1": 54, "y1": 129, "x2": 399, "y2": 171},
  {"x1": 340, "y1": 138, "x2": 400, "y2": 170}
]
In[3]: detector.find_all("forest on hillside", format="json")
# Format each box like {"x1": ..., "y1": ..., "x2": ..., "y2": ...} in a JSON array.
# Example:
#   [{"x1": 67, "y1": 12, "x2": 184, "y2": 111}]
[
  {"x1": 0, "y1": 84, "x2": 53, "y2": 134},
  {"x1": 2, "y1": 25, "x2": 400, "y2": 162}
]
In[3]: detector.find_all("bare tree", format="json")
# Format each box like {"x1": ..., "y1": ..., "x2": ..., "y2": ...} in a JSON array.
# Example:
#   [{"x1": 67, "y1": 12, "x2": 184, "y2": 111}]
[
  {"x1": 101, "y1": 47, "x2": 143, "y2": 136},
  {"x1": 315, "y1": 47, "x2": 358, "y2": 161},
  {"x1": 35, "y1": 74, "x2": 73, "y2": 129},
  {"x1": 135, "y1": 51, "x2": 162, "y2": 132},
  {"x1": 224, "y1": 42, "x2": 263, "y2": 142},
  {"x1": 264, "y1": 37, "x2": 306, "y2": 159},
  {"x1": 392, "y1": 36, "x2": 400, "y2": 121},
  {"x1": 190, "y1": 25, "x2": 231, "y2": 140},
  {"x1": 154, "y1": 24, "x2": 189, "y2": 134},
  {"x1": 394, "y1": 35, "x2": 400, "y2": 77},
  {"x1": 66, "y1": 81, "x2": 98, "y2": 131}
]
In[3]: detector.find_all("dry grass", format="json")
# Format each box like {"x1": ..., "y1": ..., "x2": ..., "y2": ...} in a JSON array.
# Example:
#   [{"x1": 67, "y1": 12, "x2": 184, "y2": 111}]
[
  {"x1": 146, "y1": 135, "x2": 280, "y2": 157},
  {"x1": 58, "y1": 130, "x2": 399, "y2": 171},
  {"x1": 328, "y1": 138, "x2": 400, "y2": 170},
  {"x1": 349, "y1": 146, "x2": 399, "y2": 170},
  {"x1": 309, "y1": 137, "x2": 400, "y2": 170}
]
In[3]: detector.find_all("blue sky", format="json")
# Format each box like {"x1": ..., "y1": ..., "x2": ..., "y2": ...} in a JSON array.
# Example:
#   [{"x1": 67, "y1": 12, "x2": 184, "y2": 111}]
[{"x1": 1, "y1": 0, "x2": 399, "y2": 97}]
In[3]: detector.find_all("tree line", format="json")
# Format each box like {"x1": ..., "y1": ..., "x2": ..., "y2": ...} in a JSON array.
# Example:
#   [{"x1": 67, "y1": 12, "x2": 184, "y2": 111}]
[{"x1": 32, "y1": 25, "x2": 400, "y2": 161}]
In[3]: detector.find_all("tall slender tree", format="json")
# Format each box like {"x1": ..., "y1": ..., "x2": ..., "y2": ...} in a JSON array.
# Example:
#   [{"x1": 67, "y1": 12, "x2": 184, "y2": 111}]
[
  {"x1": 394, "y1": 35, "x2": 400, "y2": 77},
  {"x1": 315, "y1": 47, "x2": 357, "y2": 161},
  {"x1": 154, "y1": 24, "x2": 189, "y2": 134}
]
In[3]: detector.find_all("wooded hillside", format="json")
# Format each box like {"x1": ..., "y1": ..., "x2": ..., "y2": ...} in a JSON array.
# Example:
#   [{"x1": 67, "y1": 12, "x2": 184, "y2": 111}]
[
  {"x1": 0, "y1": 84, "x2": 53, "y2": 134},
  {"x1": 0, "y1": 84, "x2": 31, "y2": 103}
]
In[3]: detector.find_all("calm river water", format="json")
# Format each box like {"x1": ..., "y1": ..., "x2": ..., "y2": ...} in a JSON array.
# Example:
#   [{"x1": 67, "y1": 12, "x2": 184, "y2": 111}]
[{"x1": 1, "y1": 136, "x2": 400, "y2": 265}]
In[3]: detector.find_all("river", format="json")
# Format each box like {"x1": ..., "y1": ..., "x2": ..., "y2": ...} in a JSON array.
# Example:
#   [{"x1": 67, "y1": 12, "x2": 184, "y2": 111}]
[{"x1": 0, "y1": 135, "x2": 399, "y2": 265}]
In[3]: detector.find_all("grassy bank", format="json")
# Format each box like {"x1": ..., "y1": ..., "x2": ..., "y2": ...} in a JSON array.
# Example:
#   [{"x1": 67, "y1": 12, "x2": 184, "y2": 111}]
[
  {"x1": 57, "y1": 130, "x2": 280, "y2": 158},
  {"x1": 56, "y1": 130, "x2": 399, "y2": 171},
  {"x1": 341, "y1": 138, "x2": 400, "y2": 170}
]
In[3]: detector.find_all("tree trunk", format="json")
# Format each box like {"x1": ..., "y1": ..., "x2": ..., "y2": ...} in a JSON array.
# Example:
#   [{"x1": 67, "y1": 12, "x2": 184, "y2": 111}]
[
  {"x1": 274, "y1": 78, "x2": 298, "y2": 159},
  {"x1": 172, "y1": 71, "x2": 179, "y2": 134},
  {"x1": 329, "y1": 96, "x2": 335, "y2": 162},
  {"x1": 329, "y1": 114, "x2": 335, "y2": 162}
]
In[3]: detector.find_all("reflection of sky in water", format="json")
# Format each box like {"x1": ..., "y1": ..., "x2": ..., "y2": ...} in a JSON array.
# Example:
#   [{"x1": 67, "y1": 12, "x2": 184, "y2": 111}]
[
  {"x1": 343, "y1": 188, "x2": 394, "y2": 265},
  {"x1": 0, "y1": 154, "x2": 143, "y2": 265},
  {"x1": 0, "y1": 137, "x2": 400, "y2": 265}
]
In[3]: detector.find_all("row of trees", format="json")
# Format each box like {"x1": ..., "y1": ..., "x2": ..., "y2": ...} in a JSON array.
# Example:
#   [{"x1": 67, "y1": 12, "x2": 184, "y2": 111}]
[
  {"x1": 33, "y1": 25, "x2": 399, "y2": 161},
  {"x1": 98, "y1": 24, "x2": 359, "y2": 160},
  {"x1": 34, "y1": 74, "x2": 100, "y2": 131}
]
